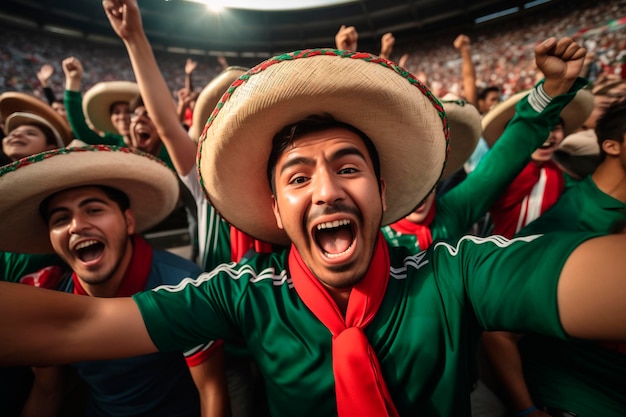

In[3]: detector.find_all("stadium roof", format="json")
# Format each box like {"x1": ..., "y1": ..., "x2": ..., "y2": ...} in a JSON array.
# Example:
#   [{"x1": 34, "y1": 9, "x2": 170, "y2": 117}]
[{"x1": 0, "y1": 0, "x2": 564, "y2": 56}]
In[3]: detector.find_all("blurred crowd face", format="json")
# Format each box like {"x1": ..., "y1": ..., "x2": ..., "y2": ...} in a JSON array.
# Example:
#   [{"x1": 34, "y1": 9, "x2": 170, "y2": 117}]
[
  {"x1": 477, "y1": 90, "x2": 500, "y2": 115},
  {"x1": 110, "y1": 102, "x2": 131, "y2": 137},
  {"x1": 51, "y1": 101, "x2": 68, "y2": 123},
  {"x1": 129, "y1": 105, "x2": 162, "y2": 156},
  {"x1": 2, "y1": 124, "x2": 55, "y2": 161},
  {"x1": 531, "y1": 123, "x2": 564, "y2": 163}
]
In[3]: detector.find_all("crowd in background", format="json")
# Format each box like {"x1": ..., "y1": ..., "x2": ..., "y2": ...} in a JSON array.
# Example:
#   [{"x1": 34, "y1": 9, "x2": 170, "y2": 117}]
[{"x1": 1, "y1": 0, "x2": 625, "y2": 103}]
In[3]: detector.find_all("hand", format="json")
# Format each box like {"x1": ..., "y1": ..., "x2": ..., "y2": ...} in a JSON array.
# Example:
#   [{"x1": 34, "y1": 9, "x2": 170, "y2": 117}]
[
  {"x1": 335, "y1": 25, "x2": 358, "y2": 52},
  {"x1": 61, "y1": 57, "x2": 83, "y2": 81},
  {"x1": 185, "y1": 58, "x2": 198, "y2": 75},
  {"x1": 217, "y1": 56, "x2": 228, "y2": 69},
  {"x1": 177, "y1": 88, "x2": 194, "y2": 110},
  {"x1": 379, "y1": 32, "x2": 395, "y2": 59},
  {"x1": 102, "y1": 0, "x2": 144, "y2": 41},
  {"x1": 398, "y1": 53, "x2": 409, "y2": 69},
  {"x1": 37, "y1": 64, "x2": 54, "y2": 86},
  {"x1": 535, "y1": 37, "x2": 586, "y2": 96},
  {"x1": 453, "y1": 34, "x2": 471, "y2": 51}
]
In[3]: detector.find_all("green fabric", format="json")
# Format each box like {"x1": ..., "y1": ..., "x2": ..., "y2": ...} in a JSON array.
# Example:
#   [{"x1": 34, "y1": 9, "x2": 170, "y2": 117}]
[
  {"x1": 382, "y1": 78, "x2": 589, "y2": 253},
  {"x1": 64, "y1": 90, "x2": 175, "y2": 170},
  {"x1": 133, "y1": 232, "x2": 596, "y2": 417},
  {"x1": 1, "y1": 252, "x2": 66, "y2": 283},
  {"x1": 515, "y1": 176, "x2": 626, "y2": 417}
]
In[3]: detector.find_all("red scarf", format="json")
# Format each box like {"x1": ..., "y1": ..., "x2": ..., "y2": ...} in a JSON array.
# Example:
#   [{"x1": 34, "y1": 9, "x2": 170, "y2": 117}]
[
  {"x1": 389, "y1": 201, "x2": 437, "y2": 250},
  {"x1": 289, "y1": 233, "x2": 399, "y2": 417},
  {"x1": 491, "y1": 160, "x2": 564, "y2": 238},
  {"x1": 72, "y1": 235, "x2": 152, "y2": 297},
  {"x1": 229, "y1": 226, "x2": 273, "y2": 262}
]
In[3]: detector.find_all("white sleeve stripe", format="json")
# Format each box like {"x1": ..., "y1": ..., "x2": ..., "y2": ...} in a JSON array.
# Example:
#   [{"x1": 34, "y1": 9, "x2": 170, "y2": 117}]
[{"x1": 527, "y1": 83, "x2": 552, "y2": 113}]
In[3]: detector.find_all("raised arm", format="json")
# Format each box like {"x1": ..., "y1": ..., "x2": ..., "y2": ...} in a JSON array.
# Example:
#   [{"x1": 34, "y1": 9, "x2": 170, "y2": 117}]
[
  {"x1": 453, "y1": 34, "x2": 477, "y2": 105},
  {"x1": 102, "y1": 0, "x2": 197, "y2": 176}
]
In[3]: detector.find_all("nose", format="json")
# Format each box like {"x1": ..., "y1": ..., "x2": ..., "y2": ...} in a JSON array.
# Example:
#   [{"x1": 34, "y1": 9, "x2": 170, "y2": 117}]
[
  {"x1": 68, "y1": 213, "x2": 90, "y2": 235},
  {"x1": 312, "y1": 168, "x2": 345, "y2": 206}
]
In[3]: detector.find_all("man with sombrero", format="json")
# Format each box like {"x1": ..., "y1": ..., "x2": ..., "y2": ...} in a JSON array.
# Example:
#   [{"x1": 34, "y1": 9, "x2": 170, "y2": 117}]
[
  {"x1": 483, "y1": 98, "x2": 626, "y2": 417},
  {"x1": 2, "y1": 5, "x2": 626, "y2": 416},
  {"x1": 0, "y1": 143, "x2": 229, "y2": 417},
  {"x1": 482, "y1": 75, "x2": 594, "y2": 238}
]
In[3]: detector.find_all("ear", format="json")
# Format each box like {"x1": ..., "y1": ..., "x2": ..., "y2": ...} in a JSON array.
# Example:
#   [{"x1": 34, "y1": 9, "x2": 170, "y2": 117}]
[
  {"x1": 124, "y1": 209, "x2": 137, "y2": 235},
  {"x1": 272, "y1": 195, "x2": 284, "y2": 230},
  {"x1": 380, "y1": 177, "x2": 387, "y2": 213},
  {"x1": 601, "y1": 139, "x2": 621, "y2": 156}
]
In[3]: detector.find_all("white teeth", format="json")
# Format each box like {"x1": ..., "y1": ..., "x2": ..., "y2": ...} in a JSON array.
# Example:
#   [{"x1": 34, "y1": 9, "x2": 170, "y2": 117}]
[
  {"x1": 316, "y1": 219, "x2": 351, "y2": 230},
  {"x1": 74, "y1": 240, "x2": 99, "y2": 251}
]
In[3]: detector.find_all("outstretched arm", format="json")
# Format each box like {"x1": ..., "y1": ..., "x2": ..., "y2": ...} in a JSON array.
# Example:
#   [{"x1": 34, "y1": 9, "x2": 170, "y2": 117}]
[
  {"x1": 102, "y1": 0, "x2": 197, "y2": 176},
  {"x1": 0, "y1": 282, "x2": 155, "y2": 366}
]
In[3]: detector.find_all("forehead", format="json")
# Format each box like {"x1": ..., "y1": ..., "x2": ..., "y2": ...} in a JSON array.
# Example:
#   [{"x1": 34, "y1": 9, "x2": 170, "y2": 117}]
[
  {"x1": 280, "y1": 127, "x2": 370, "y2": 160},
  {"x1": 46, "y1": 186, "x2": 112, "y2": 210},
  {"x1": 8, "y1": 123, "x2": 45, "y2": 134}
]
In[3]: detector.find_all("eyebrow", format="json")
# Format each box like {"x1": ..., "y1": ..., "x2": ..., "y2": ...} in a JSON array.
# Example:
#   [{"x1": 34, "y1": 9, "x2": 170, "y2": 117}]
[
  {"x1": 279, "y1": 146, "x2": 368, "y2": 177},
  {"x1": 47, "y1": 197, "x2": 110, "y2": 219}
]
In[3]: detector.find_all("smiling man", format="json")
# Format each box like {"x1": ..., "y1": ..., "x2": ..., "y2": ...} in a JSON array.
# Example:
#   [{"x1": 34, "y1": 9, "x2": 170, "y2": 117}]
[
  {"x1": 1, "y1": 144, "x2": 229, "y2": 417},
  {"x1": 1, "y1": 10, "x2": 626, "y2": 416}
]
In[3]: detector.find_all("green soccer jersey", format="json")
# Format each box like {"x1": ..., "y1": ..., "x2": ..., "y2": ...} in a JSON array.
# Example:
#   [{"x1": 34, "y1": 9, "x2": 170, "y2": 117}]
[
  {"x1": 382, "y1": 78, "x2": 588, "y2": 253},
  {"x1": 134, "y1": 231, "x2": 596, "y2": 417},
  {"x1": 1, "y1": 252, "x2": 67, "y2": 284},
  {"x1": 514, "y1": 176, "x2": 626, "y2": 417}
]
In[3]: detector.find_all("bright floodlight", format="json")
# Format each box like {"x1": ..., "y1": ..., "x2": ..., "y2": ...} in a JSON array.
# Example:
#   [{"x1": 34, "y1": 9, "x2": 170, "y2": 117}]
[{"x1": 182, "y1": 0, "x2": 357, "y2": 11}]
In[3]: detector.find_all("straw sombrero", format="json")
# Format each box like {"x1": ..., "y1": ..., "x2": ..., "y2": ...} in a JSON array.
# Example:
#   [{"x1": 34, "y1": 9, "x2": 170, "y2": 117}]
[
  {"x1": 481, "y1": 88, "x2": 594, "y2": 147},
  {"x1": 82, "y1": 81, "x2": 139, "y2": 134},
  {"x1": 188, "y1": 66, "x2": 248, "y2": 142},
  {"x1": 199, "y1": 49, "x2": 449, "y2": 245},
  {"x1": 553, "y1": 129, "x2": 600, "y2": 179},
  {"x1": 0, "y1": 92, "x2": 73, "y2": 147},
  {"x1": 0, "y1": 144, "x2": 179, "y2": 254},
  {"x1": 441, "y1": 100, "x2": 481, "y2": 179}
]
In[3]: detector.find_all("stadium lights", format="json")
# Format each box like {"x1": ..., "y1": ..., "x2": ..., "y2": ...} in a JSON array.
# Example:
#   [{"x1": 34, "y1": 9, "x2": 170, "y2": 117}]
[{"x1": 177, "y1": 0, "x2": 357, "y2": 11}]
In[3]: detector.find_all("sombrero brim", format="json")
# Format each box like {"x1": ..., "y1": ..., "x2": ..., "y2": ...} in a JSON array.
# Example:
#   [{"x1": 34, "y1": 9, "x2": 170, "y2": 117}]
[
  {"x1": 481, "y1": 88, "x2": 594, "y2": 147},
  {"x1": 441, "y1": 100, "x2": 481, "y2": 179},
  {"x1": 199, "y1": 49, "x2": 449, "y2": 245},
  {"x1": 0, "y1": 92, "x2": 73, "y2": 146},
  {"x1": 0, "y1": 145, "x2": 179, "y2": 254},
  {"x1": 188, "y1": 66, "x2": 248, "y2": 142},
  {"x1": 83, "y1": 81, "x2": 139, "y2": 134}
]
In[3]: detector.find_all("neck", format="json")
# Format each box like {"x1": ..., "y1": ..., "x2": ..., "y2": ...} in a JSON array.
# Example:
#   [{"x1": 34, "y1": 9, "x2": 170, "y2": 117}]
[
  {"x1": 592, "y1": 159, "x2": 626, "y2": 203},
  {"x1": 80, "y1": 240, "x2": 134, "y2": 298},
  {"x1": 323, "y1": 285, "x2": 352, "y2": 316}
]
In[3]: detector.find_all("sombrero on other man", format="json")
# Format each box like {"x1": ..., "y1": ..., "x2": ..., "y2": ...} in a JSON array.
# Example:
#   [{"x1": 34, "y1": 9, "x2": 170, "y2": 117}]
[
  {"x1": 0, "y1": 92, "x2": 73, "y2": 147},
  {"x1": 0, "y1": 143, "x2": 179, "y2": 254},
  {"x1": 82, "y1": 81, "x2": 139, "y2": 134},
  {"x1": 441, "y1": 100, "x2": 481, "y2": 179},
  {"x1": 188, "y1": 66, "x2": 248, "y2": 142},
  {"x1": 199, "y1": 49, "x2": 449, "y2": 245},
  {"x1": 481, "y1": 87, "x2": 594, "y2": 147}
]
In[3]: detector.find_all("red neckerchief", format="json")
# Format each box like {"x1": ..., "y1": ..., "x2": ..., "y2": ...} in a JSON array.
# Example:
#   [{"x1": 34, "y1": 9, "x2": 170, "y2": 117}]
[
  {"x1": 491, "y1": 160, "x2": 564, "y2": 238},
  {"x1": 288, "y1": 232, "x2": 399, "y2": 417},
  {"x1": 389, "y1": 201, "x2": 437, "y2": 250},
  {"x1": 72, "y1": 235, "x2": 153, "y2": 297},
  {"x1": 229, "y1": 225, "x2": 273, "y2": 262}
]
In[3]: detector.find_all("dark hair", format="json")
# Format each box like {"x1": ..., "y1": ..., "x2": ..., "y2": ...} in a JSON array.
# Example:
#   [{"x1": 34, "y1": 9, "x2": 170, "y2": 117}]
[
  {"x1": 129, "y1": 96, "x2": 144, "y2": 112},
  {"x1": 28, "y1": 122, "x2": 58, "y2": 147},
  {"x1": 109, "y1": 100, "x2": 130, "y2": 115},
  {"x1": 477, "y1": 86, "x2": 500, "y2": 101},
  {"x1": 267, "y1": 114, "x2": 381, "y2": 194},
  {"x1": 39, "y1": 185, "x2": 130, "y2": 223},
  {"x1": 595, "y1": 99, "x2": 626, "y2": 161}
]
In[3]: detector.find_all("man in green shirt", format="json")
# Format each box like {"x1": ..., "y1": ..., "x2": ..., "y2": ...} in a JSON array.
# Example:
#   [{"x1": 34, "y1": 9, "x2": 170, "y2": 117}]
[{"x1": 0, "y1": 4, "x2": 626, "y2": 416}]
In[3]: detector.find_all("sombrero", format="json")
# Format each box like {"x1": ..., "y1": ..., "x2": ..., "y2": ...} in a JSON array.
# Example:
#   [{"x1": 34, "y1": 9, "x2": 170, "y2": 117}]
[
  {"x1": 199, "y1": 49, "x2": 449, "y2": 245},
  {"x1": 481, "y1": 88, "x2": 594, "y2": 147},
  {"x1": 552, "y1": 129, "x2": 600, "y2": 179},
  {"x1": 188, "y1": 66, "x2": 248, "y2": 142},
  {"x1": 0, "y1": 144, "x2": 179, "y2": 254},
  {"x1": 82, "y1": 81, "x2": 139, "y2": 134},
  {"x1": 0, "y1": 92, "x2": 73, "y2": 147},
  {"x1": 441, "y1": 100, "x2": 481, "y2": 179}
]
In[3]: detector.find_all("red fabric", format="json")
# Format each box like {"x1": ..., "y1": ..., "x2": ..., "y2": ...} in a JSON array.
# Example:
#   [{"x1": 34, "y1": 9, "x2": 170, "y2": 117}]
[
  {"x1": 184, "y1": 107, "x2": 193, "y2": 127},
  {"x1": 490, "y1": 161, "x2": 564, "y2": 238},
  {"x1": 72, "y1": 235, "x2": 152, "y2": 297},
  {"x1": 185, "y1": 340, "x2": 224, "y2": 367},
  {"x1": 389, "y1": 201, "x2": 437, "y2": 250},
  {"x1": 229, "y1": 225, "x2": 273, "y2": 262},
  {"x1": 288, "y1": 233, "x2": 399, "y2": 417},
  {"x1": 19, "y1": 266, "x2": 66, "y2": 289}
]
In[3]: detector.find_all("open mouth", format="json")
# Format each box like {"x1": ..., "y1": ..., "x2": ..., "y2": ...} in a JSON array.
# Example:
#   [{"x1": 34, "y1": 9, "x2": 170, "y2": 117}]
[
  {"x1": 74, "y1": 240, "x2": 105, "y2": 262},
  {"x1": 314, "y1": 219, "x2": 355, "y2": 259},
  {"x1": 538, "y1": 141, "x2": 555, "y2": 150}
]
